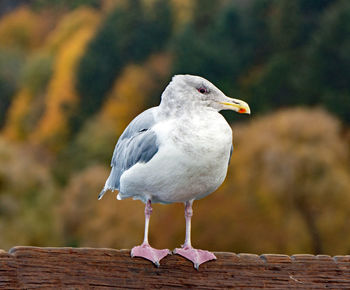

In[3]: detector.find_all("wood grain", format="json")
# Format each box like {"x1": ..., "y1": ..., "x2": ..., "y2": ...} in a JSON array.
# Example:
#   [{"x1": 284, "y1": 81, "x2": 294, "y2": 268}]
[{"x1": 1, "y1": 247, "x2": 350, "y2": 289}]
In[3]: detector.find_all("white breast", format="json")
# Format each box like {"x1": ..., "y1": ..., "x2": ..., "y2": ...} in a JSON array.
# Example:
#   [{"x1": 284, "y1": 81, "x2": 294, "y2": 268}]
[{"x1": 119, "y1": 110, "x2": 233, "y2": 204}]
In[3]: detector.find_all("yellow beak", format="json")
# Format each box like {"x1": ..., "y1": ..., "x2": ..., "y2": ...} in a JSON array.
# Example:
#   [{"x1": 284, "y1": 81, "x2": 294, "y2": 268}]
[{"x1": 220, "y1": 98, "x2": 251, "y2": 114}]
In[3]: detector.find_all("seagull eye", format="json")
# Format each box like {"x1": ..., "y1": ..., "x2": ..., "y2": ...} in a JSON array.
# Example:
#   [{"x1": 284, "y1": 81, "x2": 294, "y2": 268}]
[{"x1": 197, "y1": 87, "x2": 208, "y2": 94}]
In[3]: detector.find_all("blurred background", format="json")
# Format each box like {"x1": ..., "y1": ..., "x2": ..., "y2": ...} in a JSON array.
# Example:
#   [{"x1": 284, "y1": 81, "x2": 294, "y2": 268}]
[{"x1": 0, "y1": 0, "x2": 349, "y2": 255}]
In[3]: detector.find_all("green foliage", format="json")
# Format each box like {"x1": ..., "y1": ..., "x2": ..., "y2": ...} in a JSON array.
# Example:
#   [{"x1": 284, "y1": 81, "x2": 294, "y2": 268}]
[
  {"x1": 172, "y1": 0, "x2": 350, "y2": 124},
  {"x1": 172, "y1": 2, "x2": 255, "y2": 91},
  {"x1": 31, "y1": 0, "x2": 101, "y2": 10},
  {"x1": 304, "y1": 0, "x2": 350, "y2": 123},
  {"x1": 0, "y1": 48, "x2": 23, "y2": 128},
  {"x1": 75, "y1": 0, "x2": 172, "y2": 130},
  {"x1": 21, "y1": 53, "x2": 53, "y2": 95},
  {"x1": 12, "y1": 53, "x2": 53, "y2": 136},
  {"x1": 244, "y1": 53, "x2": 299, "y2": 113}
]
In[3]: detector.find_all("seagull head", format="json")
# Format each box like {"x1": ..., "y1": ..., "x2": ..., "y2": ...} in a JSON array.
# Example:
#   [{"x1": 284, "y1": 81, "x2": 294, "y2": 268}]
[{"x1": 161, "y1": 74, "x2": 251, "y2": 115}]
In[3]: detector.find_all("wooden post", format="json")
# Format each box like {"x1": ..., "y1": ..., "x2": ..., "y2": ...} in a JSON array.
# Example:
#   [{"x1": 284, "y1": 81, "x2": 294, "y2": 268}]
[{"x1": 1, "y1": 247, "x2": 350, "y2": 288}]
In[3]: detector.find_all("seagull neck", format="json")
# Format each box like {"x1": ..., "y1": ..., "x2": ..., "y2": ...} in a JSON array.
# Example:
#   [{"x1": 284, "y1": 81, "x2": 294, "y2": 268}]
[{"x1": 159, "y1": 98, "x2": 216, "y2": 119}]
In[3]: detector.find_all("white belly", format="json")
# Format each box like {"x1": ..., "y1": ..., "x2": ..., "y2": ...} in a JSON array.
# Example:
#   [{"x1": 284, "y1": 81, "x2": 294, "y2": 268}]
[{"x1": 119, "y1": 112, "x2": 232, "y2": 203}]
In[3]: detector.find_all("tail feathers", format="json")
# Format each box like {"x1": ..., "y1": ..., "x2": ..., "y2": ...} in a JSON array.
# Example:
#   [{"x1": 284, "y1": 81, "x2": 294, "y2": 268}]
[
  {"x1": 98, "y1": 188, "x2": 107, "y2": 200},
  {"x1": 99, "y1": 168, "x2": 120, "y2": 200}
]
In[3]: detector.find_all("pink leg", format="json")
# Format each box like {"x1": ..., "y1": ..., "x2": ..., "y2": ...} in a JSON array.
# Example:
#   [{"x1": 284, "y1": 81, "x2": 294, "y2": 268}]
[
  {"x1": 131, "y1": 200, "x2": 170, "y2": 267},
  {"x1": 174, "y1": 200, "x2": 216, "y2": 269}
]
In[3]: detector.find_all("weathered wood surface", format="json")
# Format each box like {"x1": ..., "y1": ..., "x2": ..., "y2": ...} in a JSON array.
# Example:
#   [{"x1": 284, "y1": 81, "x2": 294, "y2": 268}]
[{"x1": 1, "y1": 247, "x2": 350, "y2": 289}]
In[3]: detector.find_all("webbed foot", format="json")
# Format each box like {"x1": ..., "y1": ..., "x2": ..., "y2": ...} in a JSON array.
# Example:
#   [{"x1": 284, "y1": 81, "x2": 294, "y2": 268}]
[
  {"x1": 131, "y1": 243, "x2": 171, "y2": 267},
  {"x1": 174, "y1": 246, "x2": 216, "y2": 269}
]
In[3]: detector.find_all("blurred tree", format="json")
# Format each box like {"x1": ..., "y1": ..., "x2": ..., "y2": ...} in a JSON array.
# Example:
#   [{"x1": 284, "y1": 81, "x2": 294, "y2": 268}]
[
  {"x1": 44, "y1": 7, "x2": 100, "y2": 54},
  {"x1": 269, "y1": 0, "x2": 334, "y2": 52},
  {"x1": 0, "y1": 0, "x2": 27, "y2": 17},
  {"x1": 172, "y1": 0, "x2": 257, "y2": 124},
  {"x1": 0, "y1": 138, "x2": 59, "y2": 250},
  {"x1": 75, "y1": 0, "x2": 172, "y2": 131},
  {"x1": 21, "y1": 53, "x2": 53, "y2": 94},
  {"x1": 31, "y1": 0, "x2": 101, "y2": 10},
  {"x1": 240, "y1": 0, "x2": 336, "y2": 116},
  {"x1": 228, "y1": 108, "x2": 350, "y2": 254},
  {"x1": 3, "y1": 89, "x2": 35, "y2": 140},
  {"x1": 191, "y1": 0, "x2": 222, "y2": 31},
  {"x1": 31, "y1": 8, "x2": 100, "y2": 151},
  {"x1": 241, "y1": 53, "x2": 299, "y2": 113},
  {"x1": 3, "y1": 53, "x2": 53, "y2": 140},
  {"x1": 0, "y1": 48, "x2": 23, "y2": 128},
  {"x1": 170, "y1": 0, "x2": 194, "y2": 30},
  {"x1": 302, "y1": 0, "x2": 350, "y2": 123},
  {"x1": 0, "y1": 6, "x2": 57, "y2": 51},
  {"x1": 0, "y1": 6, "x2": 62, "y2": 131}
]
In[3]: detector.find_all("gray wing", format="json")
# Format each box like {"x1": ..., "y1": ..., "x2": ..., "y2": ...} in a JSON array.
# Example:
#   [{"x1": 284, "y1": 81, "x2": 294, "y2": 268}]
[{"x1": 98, "y1": 107, "x2": 159, "y2": 199}]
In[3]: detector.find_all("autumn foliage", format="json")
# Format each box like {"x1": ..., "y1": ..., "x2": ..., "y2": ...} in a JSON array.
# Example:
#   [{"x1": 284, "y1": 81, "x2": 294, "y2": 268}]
[{"x1": 0, "y1": 0, "x2": 349, "y2": 255}]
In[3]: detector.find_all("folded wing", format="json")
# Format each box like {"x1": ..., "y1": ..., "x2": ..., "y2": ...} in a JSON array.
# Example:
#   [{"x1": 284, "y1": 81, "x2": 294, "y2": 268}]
[{"x1": 98, "y1": 108, "x2": 159, "y2": 199}]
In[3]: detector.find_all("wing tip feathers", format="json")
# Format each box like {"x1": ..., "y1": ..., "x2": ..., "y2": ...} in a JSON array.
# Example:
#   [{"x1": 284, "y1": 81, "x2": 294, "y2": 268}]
[{"x1": 98, "y1": 189, "x2": 106, "y2": 200}]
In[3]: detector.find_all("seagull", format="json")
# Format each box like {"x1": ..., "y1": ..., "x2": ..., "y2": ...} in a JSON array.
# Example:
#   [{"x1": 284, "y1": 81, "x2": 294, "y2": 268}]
[{"x1": 99, "y1": 75, "x2": 250, "y2": 269}]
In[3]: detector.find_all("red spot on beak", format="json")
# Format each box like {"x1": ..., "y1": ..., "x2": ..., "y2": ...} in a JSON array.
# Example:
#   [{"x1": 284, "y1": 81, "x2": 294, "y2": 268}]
[{"x1": 238, "y1": 108, "x2": 246, "y2": 114}]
